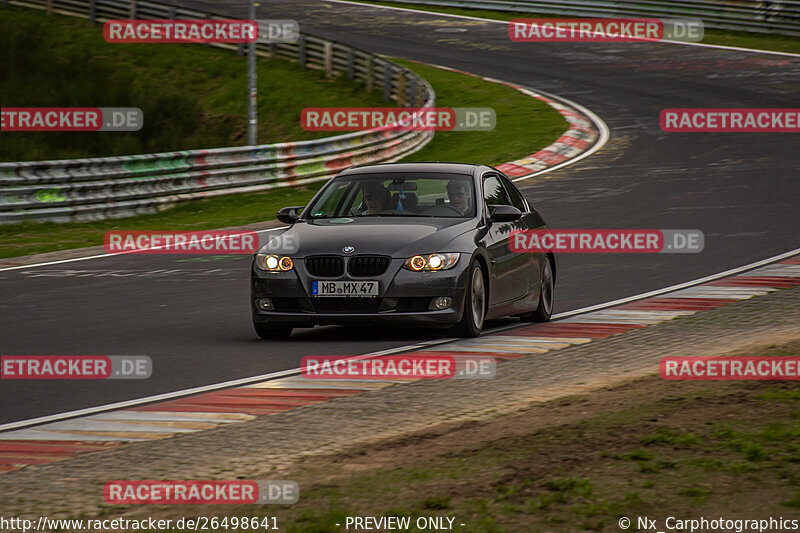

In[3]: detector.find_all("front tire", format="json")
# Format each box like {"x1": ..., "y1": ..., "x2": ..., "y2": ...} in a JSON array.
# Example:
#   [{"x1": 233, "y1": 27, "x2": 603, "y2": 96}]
[
  {"x1": 452, "y1": 261, "x2": 486, "y2": 338},
  {"x1": 253, "y1": 321, "x2": 293, "y2": 340}
]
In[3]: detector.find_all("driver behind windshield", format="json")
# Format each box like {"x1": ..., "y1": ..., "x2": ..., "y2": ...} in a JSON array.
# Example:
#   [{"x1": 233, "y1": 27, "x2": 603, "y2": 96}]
[
  {"x1": 361, "y1": 182, "x2": 391, "y2": 215},
  {"x1": 446, "y1": 179, "x2": 472, "y2": 215}
]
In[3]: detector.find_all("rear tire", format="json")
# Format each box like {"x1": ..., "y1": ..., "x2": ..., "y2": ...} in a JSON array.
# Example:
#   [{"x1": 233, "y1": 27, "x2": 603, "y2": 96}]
[
  {"x1": 253, "y1": 321, "x2": 293, "y2": 339},
  {"x1": 452, "y1": 261, "x2": 486, "y2": 338},
  {"x1": 522, "y1": 257, "x2": 554, "y2": 322}
]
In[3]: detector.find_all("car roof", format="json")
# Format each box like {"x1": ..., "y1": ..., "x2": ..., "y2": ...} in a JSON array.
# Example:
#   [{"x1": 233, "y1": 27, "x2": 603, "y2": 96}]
[{"x1": 338, "y1": 162, "x2": 487, "y2": 176}]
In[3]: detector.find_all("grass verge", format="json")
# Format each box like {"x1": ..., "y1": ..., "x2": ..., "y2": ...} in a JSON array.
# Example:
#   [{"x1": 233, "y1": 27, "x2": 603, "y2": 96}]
[
  {"x1": 0, "y1": 59, "x2": 566, "y2": 258},
  {"x1": 347, "y1": 0, "x2": 800, "y2": 55},
  {"x1": 0, "y1": 5, "x2": 387, "y2": 161},
  {"x1": 157, "y1": 340, "x2": 800, "y2": 532}
]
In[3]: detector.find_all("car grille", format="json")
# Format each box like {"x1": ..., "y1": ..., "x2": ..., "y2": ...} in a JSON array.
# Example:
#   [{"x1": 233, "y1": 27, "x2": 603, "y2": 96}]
[
  {"x1": 347, "y1": 256, "x2": 391, "y2": 277},
  {"x1": 312, "y1": 297, "x2": 381, "y2": 314},
  {"x1": 305, "y1": 256, "x2": 344, "y2": 277}
]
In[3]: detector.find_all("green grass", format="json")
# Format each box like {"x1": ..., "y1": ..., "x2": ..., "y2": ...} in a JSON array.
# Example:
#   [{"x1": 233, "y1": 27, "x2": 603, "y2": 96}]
[
  {"x1": 0, "y1": 184, "x2": 325, "y2": 257},
  {"x1": 391, "y1": 58, "x2": 565, "y2": 166},
  {"x1": 348, "y1": 0, "x2": 800, "y2": 54},
  {"x1": 0, "y1": 56, "x2": 566, "y2": 258},
  {"x1": 0, "y1": 6, "x2": 388, "y2": 161},
  {"x1": 158, "y1": 344, "x2": 800, "y2": 533}
]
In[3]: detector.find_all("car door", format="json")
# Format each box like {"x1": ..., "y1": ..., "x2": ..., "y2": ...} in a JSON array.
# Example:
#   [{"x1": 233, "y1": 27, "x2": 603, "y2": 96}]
[
  {"x1": 481, "y1": 173, "x2": 531, "y2": 304},
  {"x1": 499, "y1": 174, "x2": 545, "y2": 295}
]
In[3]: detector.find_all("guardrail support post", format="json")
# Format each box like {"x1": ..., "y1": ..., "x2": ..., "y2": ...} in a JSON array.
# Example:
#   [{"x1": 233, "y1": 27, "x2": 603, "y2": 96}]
[
  {"x1": 88, "y1": 0, "x2": 96, "y2": 22},
  {"x1": 365, "y1": 56, "x2": 374, "y2": 92},
  {"x1": 408, "y1": 78, "x2": 417, "y2": 107},
  {"x1": 383, "y1": 65, "x2": 393, "y2": 101},
  {"x1": 268, "y1": 42, "x2": 276, "y2": 57},
  {"x1": 297, "y1": 36, "x2": 307, "y2": 69},
  {"x1": 130, "y1": 0, "x2": 137, "y2": 19},
  {"x1": 324, "y1": 42, "x2": 334, "y2": 78},
  {"x1": 169, "y1": 6, "x2": 176, "y2": 19},
  {"x1": 396, "y1": 73, "x2": 407, "y2": 107},
  {"x1": 346, "y1": 50, "x2": 355, "y2": 80},
  {"x1": 46, "y1": 0, "x2": 53, "y2": 15}
]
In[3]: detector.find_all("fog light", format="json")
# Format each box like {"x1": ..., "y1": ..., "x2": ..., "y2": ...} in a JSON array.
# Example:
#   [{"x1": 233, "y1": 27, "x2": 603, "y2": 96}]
[
  {"x1": 429, "y1": 297, "x2": 452, "y2": 310},
  {"x1": 255, "y1": 298, "x2": 274, "y2": 311}
]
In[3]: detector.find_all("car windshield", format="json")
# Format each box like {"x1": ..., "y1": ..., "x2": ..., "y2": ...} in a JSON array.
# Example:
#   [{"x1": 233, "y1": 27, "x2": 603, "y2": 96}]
[{"x1": 305, "y1": 173, "x2": 476, "y2": 219}]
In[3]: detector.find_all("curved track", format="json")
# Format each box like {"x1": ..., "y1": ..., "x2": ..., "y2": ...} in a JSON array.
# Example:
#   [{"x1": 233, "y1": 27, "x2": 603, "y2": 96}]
[{"x1": 1, "y1": 0, "x2": 798, "y2": 424}]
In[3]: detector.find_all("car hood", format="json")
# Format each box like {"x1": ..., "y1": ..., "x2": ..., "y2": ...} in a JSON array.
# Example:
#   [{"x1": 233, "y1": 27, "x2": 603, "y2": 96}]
[{"x1": 260, "y1": 217, "x2": 476, "y2": 258}]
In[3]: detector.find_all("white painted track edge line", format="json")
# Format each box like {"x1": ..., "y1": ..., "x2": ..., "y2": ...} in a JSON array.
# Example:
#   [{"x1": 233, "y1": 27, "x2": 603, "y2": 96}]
[
  {"x1": 550, "y1": 247, "x2": 800, "y2": 320},
  {"x1": 326, "y1": 0, "x2": 800, "y2": 58},
  {"x1": 2, "y1": 247, "x2": 797, "y2": 434},
  {"x1": 511, "y1": 86, "x2": 610, "y2": 182},
  {"x1": 0, "y1": 227, "x2": 286, "y2": 272},
  {"x1": 0, "y1": 367, "x2": 301, "y2": 432}
]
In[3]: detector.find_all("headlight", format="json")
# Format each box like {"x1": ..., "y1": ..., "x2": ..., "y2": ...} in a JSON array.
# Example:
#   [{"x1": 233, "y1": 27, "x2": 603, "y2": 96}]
[
  {"x1": 256, "y1": 254, "x2": 294, "y2": 271},
  {"x1": 403, "y1": 253, "x2": 460, "y2": 271}
]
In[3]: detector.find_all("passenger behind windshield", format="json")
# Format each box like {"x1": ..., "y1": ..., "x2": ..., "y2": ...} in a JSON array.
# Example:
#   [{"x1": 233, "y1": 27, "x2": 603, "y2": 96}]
[
  {"x1": 361, "y1": 182, "x2": 392, "y2": 215},
  {"x1": 446, "y1": 179, "x2": 473, "y2": 215},
  {"x1": 307, "y1": 174, "x2": 475, "y2": 219}
]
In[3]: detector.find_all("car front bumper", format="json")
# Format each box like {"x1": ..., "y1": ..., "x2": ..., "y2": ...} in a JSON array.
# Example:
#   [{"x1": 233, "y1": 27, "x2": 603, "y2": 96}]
[{"x1": 251, "y1": 255, "x2": 471, "y2": 327}]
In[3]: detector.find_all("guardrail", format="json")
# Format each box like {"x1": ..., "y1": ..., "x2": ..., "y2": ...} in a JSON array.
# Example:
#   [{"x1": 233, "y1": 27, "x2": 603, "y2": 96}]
[
  {"x1": 0, "y1": 0, "x2": 435, "y2": 223},
  {"x1": 375, "y1": 0, "x2": 800, "y2": 37}
]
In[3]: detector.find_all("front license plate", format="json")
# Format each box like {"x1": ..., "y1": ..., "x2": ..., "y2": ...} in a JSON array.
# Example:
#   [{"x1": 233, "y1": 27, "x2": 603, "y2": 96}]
[{"x1": 312, "y1": 280, "x2": 379, "y2": 297}]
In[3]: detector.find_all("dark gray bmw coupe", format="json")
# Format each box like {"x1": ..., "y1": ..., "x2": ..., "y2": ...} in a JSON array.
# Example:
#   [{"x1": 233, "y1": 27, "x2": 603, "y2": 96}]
[{"x1": 251, "y1": 163, "x2": 555, "y2": 339}]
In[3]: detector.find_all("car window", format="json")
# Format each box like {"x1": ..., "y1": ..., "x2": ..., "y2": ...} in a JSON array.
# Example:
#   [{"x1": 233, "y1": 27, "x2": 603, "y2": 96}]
[
  {"x1": 500, "y1": 175, "x2": 528, "y2": 212},
  {"x1": 482, "y1": 174, "x2": 512, "y2": 207},
  {"x1": 306, "y1": 174, "x2": 475, "y2": 218},
  {"x1": 309, "y1": 181, "x2": 354, "y2": 218}
]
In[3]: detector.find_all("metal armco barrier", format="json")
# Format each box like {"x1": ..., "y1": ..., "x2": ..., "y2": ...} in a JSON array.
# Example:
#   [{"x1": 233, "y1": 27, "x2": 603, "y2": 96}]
[
  {"x1": 0, "y1": 0, "x2": 436, "y2": 223},
  {"x1": 375, "y1": 0, "x2": 800, "y2": 37}
]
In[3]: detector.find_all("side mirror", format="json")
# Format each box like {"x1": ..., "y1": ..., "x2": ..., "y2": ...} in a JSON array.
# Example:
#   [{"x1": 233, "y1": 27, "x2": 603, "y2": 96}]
[
  {"x1": 276, "y1": 206, "x2": 303, "y2": 224},
  {"x1": 489, "y1": 205, "x2": 522, "y2": 223}
]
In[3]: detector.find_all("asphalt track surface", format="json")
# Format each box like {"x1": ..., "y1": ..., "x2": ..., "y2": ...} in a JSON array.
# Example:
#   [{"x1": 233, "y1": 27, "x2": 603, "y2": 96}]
[{"x1": 1, "y1": 1, "x2": 798, "y2": 424}]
